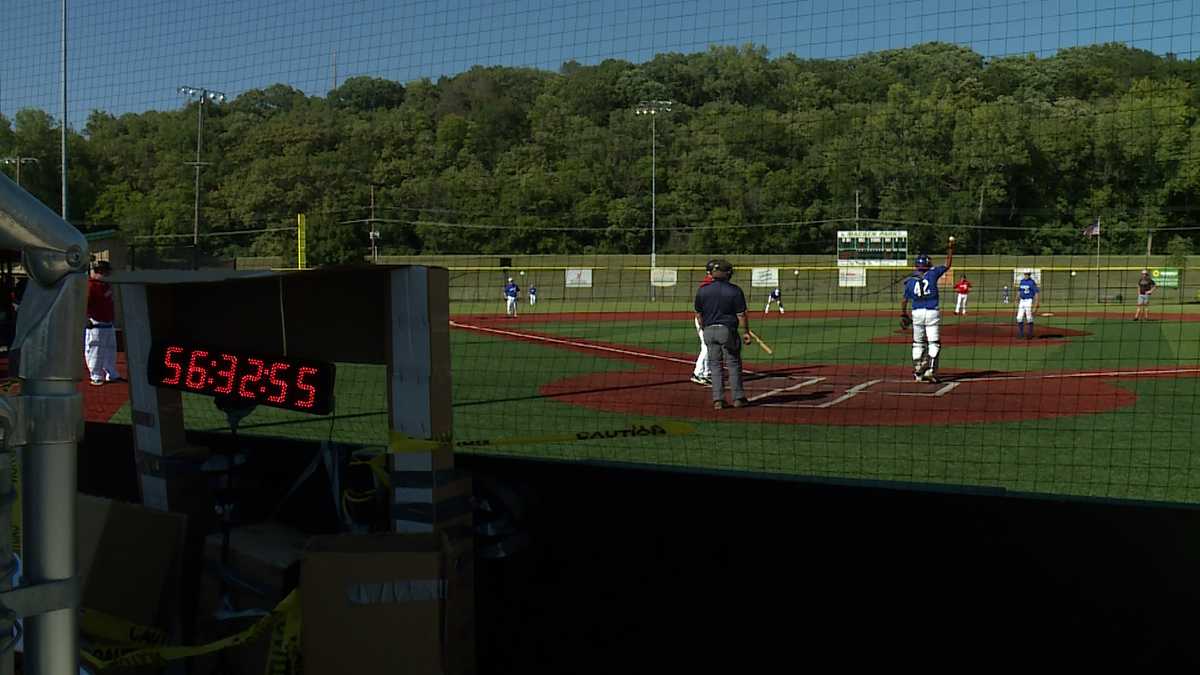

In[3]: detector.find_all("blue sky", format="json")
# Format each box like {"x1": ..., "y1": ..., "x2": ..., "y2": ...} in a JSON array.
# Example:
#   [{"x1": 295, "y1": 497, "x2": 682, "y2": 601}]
[{"x1": 2, "y1": 0, "x2": 1197, "y2": 125}]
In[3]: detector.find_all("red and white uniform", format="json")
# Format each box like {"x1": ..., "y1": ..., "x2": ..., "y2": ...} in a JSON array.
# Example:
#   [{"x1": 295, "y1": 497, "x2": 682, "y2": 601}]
[
  {"x1": 954, "y1": 279, "x2": 971, "y2": 315},
  {"x1": 85, "y1": 275, "x2": 119, "y2": 383}
]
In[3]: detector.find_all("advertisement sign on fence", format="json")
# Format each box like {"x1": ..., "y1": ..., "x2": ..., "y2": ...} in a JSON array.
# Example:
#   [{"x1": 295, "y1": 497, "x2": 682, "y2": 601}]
[
  {"x1": 1151, "y1": 268, "x2": 1179, "y2": 288},
  {"x1": 838, "y1": 267, "x2": 867, "y2": 288},
  {"x1": 751, "y1": 268, "x2": 779, "y2": 288},
  {"x1": 650, "y1": 268, "x2": 678, "y2": 287},
  {"x1": 565, "y1": 269, "x2": 593, "y2": 288}
]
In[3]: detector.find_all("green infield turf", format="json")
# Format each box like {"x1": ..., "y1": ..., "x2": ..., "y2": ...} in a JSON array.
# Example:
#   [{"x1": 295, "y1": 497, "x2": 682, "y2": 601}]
[{"x1": 102, "y1": 309, "x2": 1200, "y2": 504}]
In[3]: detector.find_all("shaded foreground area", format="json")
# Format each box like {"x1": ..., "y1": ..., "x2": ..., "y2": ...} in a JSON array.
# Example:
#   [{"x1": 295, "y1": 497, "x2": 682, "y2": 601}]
[{"x1": 82, "y1": 423, "x2": 1200, "y2": 670}]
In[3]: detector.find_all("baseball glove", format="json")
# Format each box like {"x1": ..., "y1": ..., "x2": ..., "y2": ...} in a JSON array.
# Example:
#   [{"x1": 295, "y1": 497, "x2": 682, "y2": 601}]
[{"x1": 900, "y1": 313, "x2": 912, "y2": 329}]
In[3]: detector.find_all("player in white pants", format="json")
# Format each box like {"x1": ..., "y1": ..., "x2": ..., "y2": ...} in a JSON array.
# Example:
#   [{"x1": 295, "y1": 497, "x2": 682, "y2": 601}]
[
  {"x1": 900, "y1": 241, "x2": 954, "y2": 383},
  {"x1": 690, "y1": 316, "x2": 711, "y2": 385},
  {"x1": 504, "y1": 278, "x2": 519, "y2": 317},
  {"x1": 1015, "y1": 270, "x2": 1040, "y2": 339},
  {"x1": 953, "y1": 275, "x2": 971, "y2": 315},
  {"x1": 691, "y1": 262, "x2": 716, "y2": 385},
  {"x1": 764, "y1": 288, "x2": 784, "y2": 314}
]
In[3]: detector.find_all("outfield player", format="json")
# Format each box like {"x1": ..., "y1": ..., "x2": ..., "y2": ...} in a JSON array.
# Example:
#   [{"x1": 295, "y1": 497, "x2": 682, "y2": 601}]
[
  {"x1": 1015, "y1": 270, "x2": 1040, "y2": 339},
  {"x1": 764, "y1": 287, "x2": 784, "y2": 315},
  {"x1": 529, "y1": 284, "x2": 538, "y2": 307},
  {"x1": 1133, "y1": 269, "x2": 1156, "y2": 321},
  {"x1": 504, "y1": 277, "x2": 520, "y2": 317},
  {"x1": 1001, "y1": 285, "x2": 1010, "y2": 304},
  {"x1": 691, "y1": 262, "x2": 716, "y2": 385},
  {"x1": 954, "y1": 275, "x2": 971, "y2": 315},
  {"x1": 900, "y1": 241, "x2": 954, "y2": 383}
]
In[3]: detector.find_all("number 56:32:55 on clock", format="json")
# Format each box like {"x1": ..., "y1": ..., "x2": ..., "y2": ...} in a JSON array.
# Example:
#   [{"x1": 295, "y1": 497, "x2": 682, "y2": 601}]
[{"x1": 146, "y1": 341, "x2": 336, "y2": 415}]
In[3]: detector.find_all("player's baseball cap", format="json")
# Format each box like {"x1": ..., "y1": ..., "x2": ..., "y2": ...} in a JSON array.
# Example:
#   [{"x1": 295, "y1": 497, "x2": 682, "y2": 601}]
[
  {"x1": 914, "y1": 254, "x2": 931, "y2": 270},
  {"x1": 1142, "y1": 269, "x2": 1149, "y2": 274},
  {"x1": 1023, "y1": 269, "x2": 1033, "y2": 275},
  {"x1": 507, "y1": 277, "x2": 513, "y2": 282},
  {"x1": 710, "y1": 259, "x2": 734, "y2": 275}
]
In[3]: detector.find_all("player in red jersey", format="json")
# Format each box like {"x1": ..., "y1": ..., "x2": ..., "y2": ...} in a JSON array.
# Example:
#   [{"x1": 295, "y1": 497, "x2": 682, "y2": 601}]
[{"x1": 953, "y1": 275, "x2": 971, "y2": 315}]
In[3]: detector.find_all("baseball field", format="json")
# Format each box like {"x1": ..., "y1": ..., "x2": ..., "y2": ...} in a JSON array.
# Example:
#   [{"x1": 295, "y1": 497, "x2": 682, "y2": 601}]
[{"x1": 84, "y1": 289, "x2": 1200, "y2": 505}]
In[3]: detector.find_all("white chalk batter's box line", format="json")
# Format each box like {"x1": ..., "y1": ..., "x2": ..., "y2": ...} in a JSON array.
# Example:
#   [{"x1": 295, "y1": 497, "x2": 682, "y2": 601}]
[{"x1": 747, "y1": 376, "x2": 960, "y2": 408}]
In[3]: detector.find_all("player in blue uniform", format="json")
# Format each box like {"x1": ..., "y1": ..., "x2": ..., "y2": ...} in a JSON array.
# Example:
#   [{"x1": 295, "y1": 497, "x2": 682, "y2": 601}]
[
  {"x1": 899, "y1": 238, "x2": 954, "y2": 383},
  {"x1": 504, "y1": 277, "x2": 520, "y2": 317},
  {"x1": 1015, "y1": 270, "x2": 1040, "y2": 339},
  {"x1": 529, "y1": 284, "x2": 538, "y2": 307},
  {"x1": 764, "y1": 287, "x2": 784, "y2": 314}
]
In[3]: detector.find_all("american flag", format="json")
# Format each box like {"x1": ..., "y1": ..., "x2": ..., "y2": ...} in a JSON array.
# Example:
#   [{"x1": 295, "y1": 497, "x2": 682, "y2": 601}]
[{"x1": 1082, "y1": 219, "x2": 1101, "y2": 237}]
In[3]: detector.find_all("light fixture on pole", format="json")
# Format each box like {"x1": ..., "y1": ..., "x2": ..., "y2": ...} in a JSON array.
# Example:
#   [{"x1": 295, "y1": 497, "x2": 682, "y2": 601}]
[
  {"x1": 177, "y1": 85, "x2": 226, "y2": 265},
  {"x1": 634, "y1": 99, "x2": 672, "y2": 300},
  {"x1": 0, "y1": 157, "x2": 39, "y2": 187}
]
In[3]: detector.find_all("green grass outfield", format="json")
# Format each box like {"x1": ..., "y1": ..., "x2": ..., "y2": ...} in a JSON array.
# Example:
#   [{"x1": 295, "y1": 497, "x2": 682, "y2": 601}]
[{"x1": 106, "y1": 304, "x2": 1200, "y2": 505}]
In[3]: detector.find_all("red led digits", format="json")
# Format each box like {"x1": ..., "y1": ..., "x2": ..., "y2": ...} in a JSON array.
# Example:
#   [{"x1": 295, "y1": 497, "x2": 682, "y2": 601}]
[
  {"x1": 238, "y1": 358, "x2": 266, "y2": 399},
  {"x1": 150, "y1": 341, "x2": 331, "y2": 415},
  {"x1": 295, "y1": 367, "x2": 318, "y2": 409},
  {"x1": 185, "y1": 350, "x2": 210, "y2": 390},
  {"x1": 213, "y1": 353, "x2": 238, "y2": 394},
  {"x1": 266, "y1": 362, "x2": 290, "y2": 403},
  {"x1": 162, "y1": 345, "x2": 184, "y2": 385}
]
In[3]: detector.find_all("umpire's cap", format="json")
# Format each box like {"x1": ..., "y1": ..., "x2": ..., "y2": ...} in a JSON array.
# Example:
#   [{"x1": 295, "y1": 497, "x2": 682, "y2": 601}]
[
  {"x1": 91, "y1": 260, "x2": 112, "y2": 274},
  {"x1": 710, "y1": 259, "x2": 734, "y2": 276}
]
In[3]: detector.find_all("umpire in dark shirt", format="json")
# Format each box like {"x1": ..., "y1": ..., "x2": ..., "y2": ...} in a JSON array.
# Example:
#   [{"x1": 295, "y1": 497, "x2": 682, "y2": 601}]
[{"x1": 694, "y1": 259, "x2": 751, "y2": 409}]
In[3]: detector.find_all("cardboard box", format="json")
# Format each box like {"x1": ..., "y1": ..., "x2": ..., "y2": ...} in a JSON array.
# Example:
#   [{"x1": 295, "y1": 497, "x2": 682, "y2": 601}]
[
  {"x1": 301, "y1": 533, "x2": 475, "y2": 675},
  {"x1": 200, "y1": 521, "x2": 307, "y2": 610},
  {"x1": 77, "y1": 493, "x2": 187, "y2": 628}
]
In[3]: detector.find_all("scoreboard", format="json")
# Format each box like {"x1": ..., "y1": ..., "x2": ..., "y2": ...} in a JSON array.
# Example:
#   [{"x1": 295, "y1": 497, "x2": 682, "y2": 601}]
[{"x1": 837, "y1": 230, "x2": 908, "y2": 267}]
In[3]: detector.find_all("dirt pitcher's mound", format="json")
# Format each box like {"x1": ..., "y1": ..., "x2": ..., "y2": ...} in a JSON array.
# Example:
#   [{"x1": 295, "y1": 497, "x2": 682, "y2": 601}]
[{"x1": 873, "y1": 322, "x2": 1090, "y2": 347}]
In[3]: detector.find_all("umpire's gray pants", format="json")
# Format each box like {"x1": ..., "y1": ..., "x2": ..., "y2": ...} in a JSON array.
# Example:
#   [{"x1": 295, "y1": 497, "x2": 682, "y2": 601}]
[{"x1": 703, "y1": 324, "x2": 745, "y2": 402}]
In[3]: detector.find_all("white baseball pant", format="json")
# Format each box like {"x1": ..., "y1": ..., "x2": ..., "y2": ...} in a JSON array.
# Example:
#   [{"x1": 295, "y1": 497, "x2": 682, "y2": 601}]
[{"x1": 1016, "y1": 299, "x2": 1034, "y2": 323}]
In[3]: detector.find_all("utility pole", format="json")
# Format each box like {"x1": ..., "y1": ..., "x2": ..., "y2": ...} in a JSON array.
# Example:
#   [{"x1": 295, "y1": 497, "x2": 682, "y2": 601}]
[
  {"x1": 177, "y1": 86, "x2": 226, "y2": 269},
  {"x1": 369, "y1": 184, "x2": 379, "y2": 264},
  {"x1": 634, "y1": 100, "x2": 672, "y2": 301},
  {"x1": 60, "y1": 0, "x2": 68, "y2": 221}
]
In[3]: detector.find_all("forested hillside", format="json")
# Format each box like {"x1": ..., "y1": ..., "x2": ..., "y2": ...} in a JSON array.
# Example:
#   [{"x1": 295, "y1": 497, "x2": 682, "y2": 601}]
[{"x1": 3, "y1": 42, "x2": 1199, "y2": 263}]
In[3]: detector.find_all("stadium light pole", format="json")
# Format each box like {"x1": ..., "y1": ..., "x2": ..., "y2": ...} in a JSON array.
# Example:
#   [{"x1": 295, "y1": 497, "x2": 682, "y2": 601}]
[
  {"x1": 635, "y1": 100, "x2": 672, "y2": 300},
  {"x1": 178, "y1": 86, "x2": 226, "y2": 267},
  {"x1": 0, "y1": 157, "x2": 39, "y2": 188}
]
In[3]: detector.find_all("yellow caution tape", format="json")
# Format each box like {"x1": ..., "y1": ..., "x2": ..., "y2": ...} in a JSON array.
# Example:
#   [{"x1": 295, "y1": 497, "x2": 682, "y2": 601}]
[
  {"x1": 80, "y1": 588, "x2": 301, "y2": 674},
  {"x1": 389, "y1": 420, "x2": 696, "y2": 453}
]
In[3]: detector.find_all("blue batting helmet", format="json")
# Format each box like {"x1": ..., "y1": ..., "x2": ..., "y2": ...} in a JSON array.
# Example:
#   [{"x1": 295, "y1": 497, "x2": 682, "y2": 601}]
[{"x1": 915, "y1": 254, "x2": 931, "y2": 270}]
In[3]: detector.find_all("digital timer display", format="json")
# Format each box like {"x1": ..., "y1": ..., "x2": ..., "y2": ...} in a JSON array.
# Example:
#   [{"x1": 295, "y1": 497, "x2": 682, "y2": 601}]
[{"x1": 147, "y1": 341, "x2": 335, "y2": 415}]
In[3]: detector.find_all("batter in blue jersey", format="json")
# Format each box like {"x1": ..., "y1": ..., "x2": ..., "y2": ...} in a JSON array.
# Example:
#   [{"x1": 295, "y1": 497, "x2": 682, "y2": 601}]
[{"x1": 899, "y1": 239, "x2": 955, "y2": 383}]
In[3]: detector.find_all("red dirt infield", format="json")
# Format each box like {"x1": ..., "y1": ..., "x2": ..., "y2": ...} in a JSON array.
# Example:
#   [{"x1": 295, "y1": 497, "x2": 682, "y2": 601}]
[
  {"x1": 450, "y1": 317, "x2": 1190, "y2": 427},
  {"x1": 0, "y1": 354, "x2": 130, "y2": 424}
]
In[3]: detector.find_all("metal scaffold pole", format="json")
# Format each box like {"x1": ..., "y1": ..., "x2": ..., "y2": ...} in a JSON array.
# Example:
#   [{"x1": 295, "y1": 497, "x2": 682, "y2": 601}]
[{"x1": 0, "y1": 171, "x2": 88, "y2": 675}]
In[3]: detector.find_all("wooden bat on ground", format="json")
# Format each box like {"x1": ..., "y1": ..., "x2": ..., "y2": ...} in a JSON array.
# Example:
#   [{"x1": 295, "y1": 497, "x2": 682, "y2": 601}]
[{"x1": 748, "y1": 330, "x2": 774, "y2": 355}]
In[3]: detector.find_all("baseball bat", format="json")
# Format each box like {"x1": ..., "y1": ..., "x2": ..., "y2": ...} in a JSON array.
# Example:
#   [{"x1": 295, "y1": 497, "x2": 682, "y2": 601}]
[{"x1": 748, "y1": 330, "x2": 774, "y2": 355}]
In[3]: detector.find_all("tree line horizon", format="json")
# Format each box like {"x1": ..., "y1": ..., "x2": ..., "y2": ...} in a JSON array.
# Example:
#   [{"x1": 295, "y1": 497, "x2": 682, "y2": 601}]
[{"x1": 1, "y1": 40, "x2": 1199, "y2": 265}]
